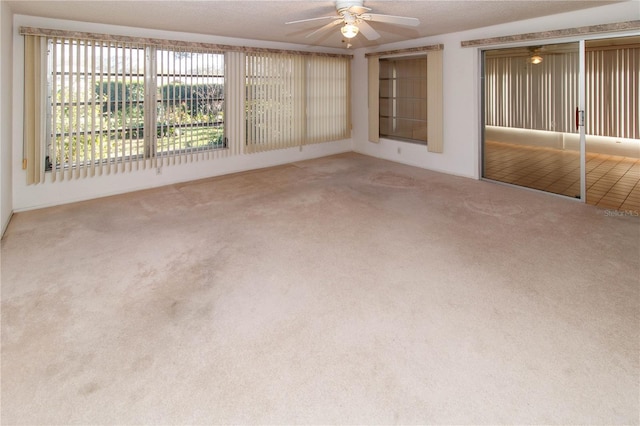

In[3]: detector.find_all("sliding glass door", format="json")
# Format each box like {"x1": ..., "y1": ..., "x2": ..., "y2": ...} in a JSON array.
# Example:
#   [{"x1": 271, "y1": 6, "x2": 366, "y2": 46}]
[
  {"x1": 483, "y1": 36, "x2": 640, "y2": 211},
  {"x1": 482, "y1": 42, "x2": 583, "y2": 199},
  {"x1": 584, "y1": 36, "x2": 640, "y2": 211}
]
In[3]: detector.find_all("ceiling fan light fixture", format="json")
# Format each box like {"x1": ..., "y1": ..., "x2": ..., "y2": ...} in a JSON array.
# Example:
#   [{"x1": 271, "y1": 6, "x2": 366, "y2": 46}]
[
  {"x1": 341, "y1": 23, "x2": 359, "y2": 38},
  {"x1": 286, "y1": 1, "x2": 417, "y2": 44},
  {"x1": 530, "y1": 54, "x2": 543, "y2": 64}
]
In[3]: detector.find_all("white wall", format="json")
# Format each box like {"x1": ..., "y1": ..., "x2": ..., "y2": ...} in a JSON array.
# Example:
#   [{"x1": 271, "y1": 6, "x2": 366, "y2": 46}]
[
  {"x1": 1, "y1": 1, "x2": 13, "y2": 236},
  {"x1": 11, "y1": 15, "x2": 353, "y2": 212},
  {"x1": 351, "y1": 1, "x2": 640, "y2": 180}
]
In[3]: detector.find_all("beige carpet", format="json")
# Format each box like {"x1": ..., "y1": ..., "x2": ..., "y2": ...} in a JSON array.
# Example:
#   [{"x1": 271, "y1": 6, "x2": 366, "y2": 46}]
[{"x1": 2, "y1": 153, "x2": 639, "y2": 424}]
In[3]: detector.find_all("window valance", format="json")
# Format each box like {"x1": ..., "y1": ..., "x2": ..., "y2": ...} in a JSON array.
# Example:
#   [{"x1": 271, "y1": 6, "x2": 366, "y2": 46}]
[{"x1": 19, "y1": 26, "x2": 354, "y2": 59}]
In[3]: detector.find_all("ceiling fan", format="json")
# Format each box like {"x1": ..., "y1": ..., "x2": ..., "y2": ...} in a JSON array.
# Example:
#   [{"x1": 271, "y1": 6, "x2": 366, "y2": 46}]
[{"x1": 285, "y1": 0, "x2": 420, "y2": 43}]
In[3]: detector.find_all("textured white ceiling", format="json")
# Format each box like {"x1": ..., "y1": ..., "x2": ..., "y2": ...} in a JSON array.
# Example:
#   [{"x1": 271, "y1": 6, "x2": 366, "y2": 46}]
[{"x1": 7, "y1": 0, "x2": 623, "y2": 49}]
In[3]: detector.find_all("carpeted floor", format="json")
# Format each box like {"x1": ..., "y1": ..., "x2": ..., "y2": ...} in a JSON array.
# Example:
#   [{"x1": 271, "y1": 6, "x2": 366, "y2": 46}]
[{"x1": 1, "y1": 153, "x2": 639, "y2": 424}]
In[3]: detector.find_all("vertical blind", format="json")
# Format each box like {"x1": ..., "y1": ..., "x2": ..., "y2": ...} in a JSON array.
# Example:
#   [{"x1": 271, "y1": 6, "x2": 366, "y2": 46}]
[
  {"x1": 245, "y1": 53, "x2": 306, "y2": 152},
  {"x1": 225, "y1": 51, "x2": 246, "y2": 157},
  {"x1": 307, "y1": 56, "x2": 351, "y2": 144},
  {"x1": 484, "y1": 51, "x2": 579, "y2": 133},
  {"x1": 485, "y1": 44, "x2": 639, "y2": 139},
  {"x1": 425, "y1": 50, "x2": 443, "y2": 153},
  {"x1": 23, "y1": 35, "x2": 47, "y2": 184},
  {"x1": 585, "y1": 46, "x2": 639, "y2": 139},
  {"x1": 245, "y1": 53, "x2": 350, "y2": 153},
  {"x1": 367, "y1": 56, "x2": 380, "y2": 143}
]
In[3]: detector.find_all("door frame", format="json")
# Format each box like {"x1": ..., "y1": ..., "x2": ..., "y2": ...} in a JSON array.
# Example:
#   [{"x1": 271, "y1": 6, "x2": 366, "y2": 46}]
[{"x1": 479, "y1": 40, "x2": 588, "y2": 201}]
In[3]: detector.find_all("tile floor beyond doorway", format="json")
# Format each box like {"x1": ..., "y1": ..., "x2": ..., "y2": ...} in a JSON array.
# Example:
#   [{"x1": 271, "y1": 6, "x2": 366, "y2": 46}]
[{"x1": 484, "y1": 140, "x2": 640, "y2": 212}]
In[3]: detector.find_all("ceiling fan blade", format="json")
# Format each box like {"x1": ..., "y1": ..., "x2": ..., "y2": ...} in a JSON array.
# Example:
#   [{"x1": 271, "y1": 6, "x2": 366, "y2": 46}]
[
  {"x1": 357, "y1": 20, "x2": 381, "y2": 41},
  {"x1": 286, "y1": 16, "x2": 338, "y2": 25},
  {"x1": 362, "y1": 13, "x2": 420, "y2": 27},
  {"x1": 306, "y1": 19, "x2": 343, "y2": 38}
]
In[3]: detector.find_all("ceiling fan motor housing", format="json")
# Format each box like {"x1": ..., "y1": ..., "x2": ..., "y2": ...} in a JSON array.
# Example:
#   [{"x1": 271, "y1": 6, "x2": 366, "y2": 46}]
[{"x1": 336, "y1": 0, "x2": 364, "y2": 13}]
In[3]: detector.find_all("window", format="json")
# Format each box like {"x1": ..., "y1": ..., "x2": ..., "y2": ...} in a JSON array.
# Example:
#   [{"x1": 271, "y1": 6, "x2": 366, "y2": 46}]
[
  {"x1": 48, "y1": 39, "x2": 146, "y2": 173},
  {"x1": 22, "y1": 27, "x2": 351, "y2": 184},
  {"x1": 45, "y1": 38, "x2": 225, "y2": 176},
  {"x1": 154, "y1": 49, "x2": 226, "y2": 154},
  {"x1": 366, "y1": 46, "x2": 443, "y2": 153},
  {"x1": 379, "y1": 57, "x2": 427, "y2": 144}
]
